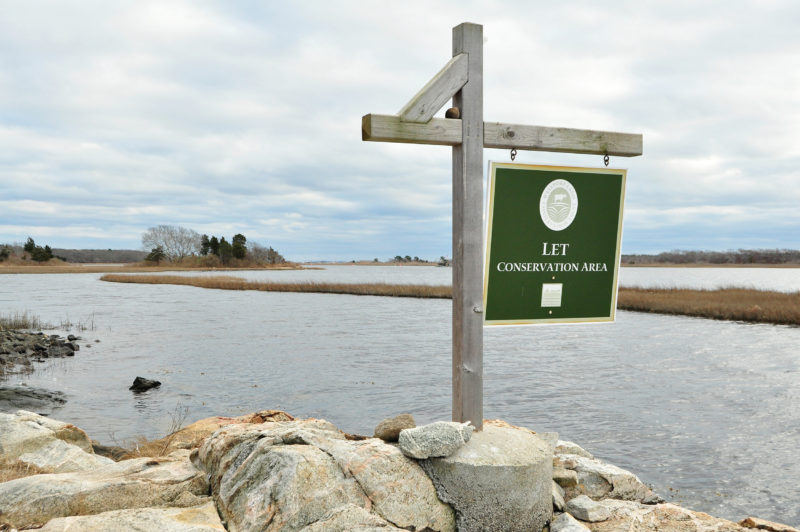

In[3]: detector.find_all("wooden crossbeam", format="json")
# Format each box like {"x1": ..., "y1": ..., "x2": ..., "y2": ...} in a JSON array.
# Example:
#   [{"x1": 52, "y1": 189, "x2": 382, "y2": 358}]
[
  {"x1": 398, "y1": 53, "x2": 469, "y2": 124},
  {"x1": 362, "y1": 113, "x2": 643, "y2": 157},
  {"x1": 362, "y1": 114, "x2": 460, "y2": 146}
]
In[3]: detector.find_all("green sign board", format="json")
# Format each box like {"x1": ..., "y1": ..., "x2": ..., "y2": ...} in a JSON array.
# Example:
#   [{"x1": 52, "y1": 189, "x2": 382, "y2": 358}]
[{"x1": 483, "y1": 163, "x2": 627, "y2": 325}]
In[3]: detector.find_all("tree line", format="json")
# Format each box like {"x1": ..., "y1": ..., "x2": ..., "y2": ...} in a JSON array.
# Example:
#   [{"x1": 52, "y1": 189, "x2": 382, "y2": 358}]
[
  {"x1": 622, "y1": 249, "x2": 800, "y2": 265},
  {"x1": 0, "y1": 238, "x2": 59, "y2": 263},
  {"x1": 141, "y1": 225, "x2": 285, "y2": 265},
  {"x1": 23, "y1": 238, "x2": 55, "y2": 262}
]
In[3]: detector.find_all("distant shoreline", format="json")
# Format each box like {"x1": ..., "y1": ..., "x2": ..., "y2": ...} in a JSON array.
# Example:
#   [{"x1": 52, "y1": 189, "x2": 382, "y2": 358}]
[
  {"x1": 4, "y1": 261, "x2": 800, "y2": 274},
  {"x1": 303, "y1": 261, "x2": 441, "y2": 267},
  {"x1": 621, "y1": 262, "x2": 800, "y2": 268},
  {"x1": 0, "y1": 263, "x2": 302, "y2": 275}
]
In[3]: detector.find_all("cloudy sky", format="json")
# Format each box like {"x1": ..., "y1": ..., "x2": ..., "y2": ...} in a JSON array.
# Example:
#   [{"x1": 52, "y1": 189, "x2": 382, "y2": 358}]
[{"x1": 1, "y1": 1, "x2": 798, "y2": 261}]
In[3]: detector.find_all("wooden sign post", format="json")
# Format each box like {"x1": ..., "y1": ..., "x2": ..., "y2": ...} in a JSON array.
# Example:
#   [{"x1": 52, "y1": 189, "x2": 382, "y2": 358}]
[{"x1": 362, "y1": 22, "x2": 642, "y2": 430}]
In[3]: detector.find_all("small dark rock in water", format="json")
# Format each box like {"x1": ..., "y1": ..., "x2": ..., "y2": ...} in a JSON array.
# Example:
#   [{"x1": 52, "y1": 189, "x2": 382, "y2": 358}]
[
  {"x1": 129, "y1": 376, "x2": 161, "y2": 392},
  {"x1": 67, "y1": 334, "x2": 79, "y2": 341}
]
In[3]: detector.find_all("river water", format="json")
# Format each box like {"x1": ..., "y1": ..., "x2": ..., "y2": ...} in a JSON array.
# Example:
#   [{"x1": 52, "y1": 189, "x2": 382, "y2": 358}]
[{"x1": 2, "y1": 266, "x2": 799, "y2": 525}]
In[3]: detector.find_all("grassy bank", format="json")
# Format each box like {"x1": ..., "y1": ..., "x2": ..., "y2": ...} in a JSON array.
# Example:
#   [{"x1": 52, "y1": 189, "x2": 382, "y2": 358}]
[
  {"x1": 616, "y1": 287, "x2": 800, "y2": 325},
  {"x1": 100, "y1": 274, "x2": 452, "y2": 299},
  {"x1": 0, "y1": 312, "x2": 46, "y2": 331},
  {"x1": 99, "y1": 274, "x2": 800, "y2": 325},
  {"x1": 0, "y1": 312, "x2": 96, "y2": 332}
]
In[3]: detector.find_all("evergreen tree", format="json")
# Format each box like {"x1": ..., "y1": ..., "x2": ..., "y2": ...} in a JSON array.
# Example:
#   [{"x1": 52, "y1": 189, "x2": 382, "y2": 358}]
[
  {"x1": 24, "y1": 237, "x2": 35, "y2": 253},
  {"x1": 218, "y1": 237, "x2": 232, "y2": 264},
  {"x1": 209, "y1": 236, "x2": 220, "y2": 256},
  {"x1": 200, "y1": 234, "x2": 210, "y2": 256},
  {"x1": 145, "y1": 246, "x2": 166, "y2": 263},
  {"x1": 232, "y1": 233, "x2": 247, "y2": 259},
  {"x1": 31, "y1": 246, "x2": 53, "y2": 262}
]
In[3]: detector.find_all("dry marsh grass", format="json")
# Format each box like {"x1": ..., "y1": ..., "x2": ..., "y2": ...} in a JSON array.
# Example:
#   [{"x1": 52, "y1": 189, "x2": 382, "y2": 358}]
[
  {"x1": 99, "y1": 275, "x2": 800, "y2": 324},
  {"x1": 100, "y1": 274, "x2": 453, "y2": 299},
  {"x1": 0, "y1": 458, "x2": 45, "y2": 483},
  {"x1": 618, "y1": 287, "x2": 800, "y2": 325},
  {"x1": 0, "y1": 311, "x2": 46, "y2": 331}
]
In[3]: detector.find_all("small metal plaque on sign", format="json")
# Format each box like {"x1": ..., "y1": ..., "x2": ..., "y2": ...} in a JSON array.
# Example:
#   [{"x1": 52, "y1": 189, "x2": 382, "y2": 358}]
[{"x1": 483, "y1": 163, "x2": 627, "y2": 325}]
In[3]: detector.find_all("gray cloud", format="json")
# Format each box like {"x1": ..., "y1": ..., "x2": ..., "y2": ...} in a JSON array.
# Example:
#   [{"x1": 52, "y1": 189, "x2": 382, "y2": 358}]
[{"x1": 1, "y1": 1, "x2": 798, "y2": 259}]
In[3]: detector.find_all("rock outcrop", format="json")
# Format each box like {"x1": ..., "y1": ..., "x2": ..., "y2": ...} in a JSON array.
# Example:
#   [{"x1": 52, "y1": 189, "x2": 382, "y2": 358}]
[
  {"x1": 193, "y1": 417, "x2": 455, "y2": 532},
  {"x1": 576, "y1": 499, "x2": 749, "y2": 532},
  {"x1": 145, "y1": 410, "x2": 295, "y2": 456},
  {"x1": 2, "y1": 410, "x2": 797, "y2": 532},
  {"x1": 36, "y1": 501, "x2": 226, "y2": 531},
  {"x1": 0, "y1": 455, "x2": 209, "y2": 528},
  {"x1": 0, "y1": 331, "x2": 80, "y2": 378},
  {"x1": 0, "y1": 410, "x2": 113, "y2": 474},
  {"x1": 554, "y1": 440, "x2": 657, "y2": 502},
  {"x1": 547, "y1": 441, "x2": 799, "y2": 532},
  {"x1": 0, "y1": 385, "x2": 66, "y2": 415}
]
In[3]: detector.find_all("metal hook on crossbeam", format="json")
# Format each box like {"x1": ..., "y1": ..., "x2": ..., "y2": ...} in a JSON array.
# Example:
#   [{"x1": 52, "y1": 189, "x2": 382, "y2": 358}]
[
  {"x1": 510, "y1": 148, "x2": 517, "y2": 161},
  {"x1": 604, "y1": 154, "x2": 610, "y2": 167}
]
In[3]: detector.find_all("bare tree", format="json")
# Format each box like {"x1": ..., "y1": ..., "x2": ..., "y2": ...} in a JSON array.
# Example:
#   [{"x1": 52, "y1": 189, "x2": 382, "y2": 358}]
[
  {"x1": 141, "y1": 225, "x2": 200, "y2": 262},
  {"x1": 248, "y1": 242, "x2": 286, "y2": 264}
]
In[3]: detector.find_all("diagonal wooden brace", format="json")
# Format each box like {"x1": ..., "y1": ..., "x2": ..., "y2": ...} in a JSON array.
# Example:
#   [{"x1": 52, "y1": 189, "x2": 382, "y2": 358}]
[{"x1": 398, "y1": 54, "x2": 469, "y2": 124}]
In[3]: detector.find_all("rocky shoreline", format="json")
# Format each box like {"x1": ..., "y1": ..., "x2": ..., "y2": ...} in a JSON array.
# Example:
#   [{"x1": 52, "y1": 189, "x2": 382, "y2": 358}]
[
  {"x1": 1, "y1": 409, "x2": 796, "y2": 532},
  {"x1": 0, "y1": 330, "x2": 83, "y2": 376},
  {"x1": 0, "y1": 330, "x2": 90, "y2": 416}
]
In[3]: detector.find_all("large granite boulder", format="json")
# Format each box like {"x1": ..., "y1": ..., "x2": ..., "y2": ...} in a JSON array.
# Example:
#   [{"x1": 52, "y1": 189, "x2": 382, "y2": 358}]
[
  {"x1": 121, "y1": 409, "x2": 295, "y2": 459},
  {"x1": 555, "y1": 441, "x2": 655, "y2": 502},
  {"x1": 0, "y1": 455, "x2": 209, "y2": 528},
  {"x1": 421, "y1": 420, "x2": 553, "y2": 532},
  {"x1": 300, "y1": 504, "x2": 405, "y2": 531},
  {"x1": 37, "y1": 502, "x2": 225, "y2": 531},
  {"x1": 0, "y1": 410, "x2": 114, "y2": 473},
  {"x1": 583, "y1": 499, "x2": 748, "y2": 532},
  {"x1": 193, "y1": 417, "x2": 455, "y2": 532}
]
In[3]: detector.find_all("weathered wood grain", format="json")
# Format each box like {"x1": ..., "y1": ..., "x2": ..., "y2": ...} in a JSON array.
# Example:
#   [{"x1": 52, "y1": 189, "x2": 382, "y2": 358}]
[
  {"x1": 484, "y1": 121, "x2": 643, "y2": 156},
  {"x1": 363, "y1": 114, "x2": 643, "y2": 156},
  {"x1": 451, "y1": 22, "x2": 484, "y2": 431},
  {"x1": 398, "y1": 53, "x2": 469, "y2": 124},
  {"x1": 362, "y1": 114, "x2": 461, "y2": 146}
]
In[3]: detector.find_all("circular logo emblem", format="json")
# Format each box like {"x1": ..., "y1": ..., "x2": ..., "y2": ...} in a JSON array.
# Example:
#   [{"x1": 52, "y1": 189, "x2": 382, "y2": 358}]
[{"x1": 539, "y1": 179, "x2": 578, "y2": 231}]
